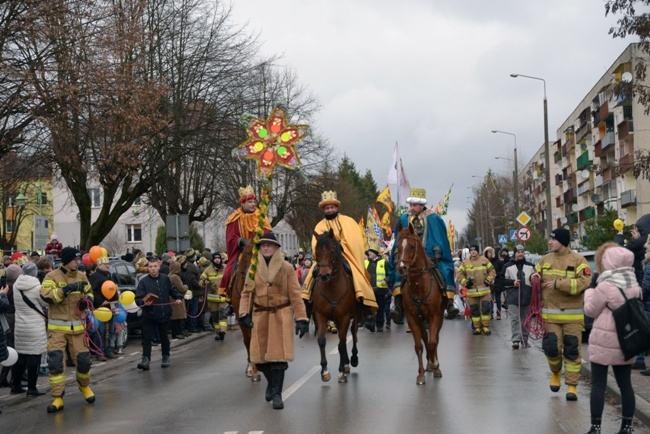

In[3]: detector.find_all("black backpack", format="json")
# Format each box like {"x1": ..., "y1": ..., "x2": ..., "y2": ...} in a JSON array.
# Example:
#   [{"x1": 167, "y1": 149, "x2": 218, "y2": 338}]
[{"x1": 608, "y1": 286, "x2": 650, "y2": 361}]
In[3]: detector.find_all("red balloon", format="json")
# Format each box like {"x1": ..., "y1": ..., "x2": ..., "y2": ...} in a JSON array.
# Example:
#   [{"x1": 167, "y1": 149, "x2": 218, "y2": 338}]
[{"x1": 82, "y1": 253, "x2": 94, "y2": 266}]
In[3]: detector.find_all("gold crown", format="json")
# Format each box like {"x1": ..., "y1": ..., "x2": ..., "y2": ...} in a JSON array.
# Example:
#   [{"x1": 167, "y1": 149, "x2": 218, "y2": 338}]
[
  {"x1": 238, "y1": 185, "x2": 256, "y2": 203},
  {"x1": 96, "y1": 256, "x2": 110, "y2": 265},
  {"x1": 407, "y1": 187, "x2": 427, "y2": 205},
  {"x1": 318, "y1": 190, "x2": 341, "y2": 209}
]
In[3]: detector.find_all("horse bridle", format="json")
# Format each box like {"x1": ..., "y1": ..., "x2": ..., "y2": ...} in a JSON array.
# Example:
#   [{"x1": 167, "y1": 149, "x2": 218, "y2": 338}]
[
  {"x1": 316, "y1": 239, "x2": 342, "y2": 282},
  {"x1": 397, "y1": 233, "x2": 432, "y2": 276}
]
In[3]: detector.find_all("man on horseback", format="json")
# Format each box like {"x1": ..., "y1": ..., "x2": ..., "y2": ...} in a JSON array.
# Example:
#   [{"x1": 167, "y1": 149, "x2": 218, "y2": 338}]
[
  {"x1": 302, "y1": 191, "x2": 378, "y2": 331},
  {"x1": 220, "y1": 185, "x2": 272, "y2": 300},
  {"x1": 388, "y1": 187, "x2": 460, "y2": 324}
]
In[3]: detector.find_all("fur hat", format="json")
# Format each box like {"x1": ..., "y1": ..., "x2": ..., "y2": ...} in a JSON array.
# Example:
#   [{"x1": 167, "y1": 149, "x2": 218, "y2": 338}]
[
  {"x1": 406, "y1": 188, "x2": 427, "y2": 205},
  {"x1": 5, "y1": 264, "x2": 22, "y2": 282},
  {"x1": 256, "y1": 232, "x2": 281, "y2": 248},
  {"x1": 550, "y1": 228, "x2": 571, "y2": 247},
  {"x1": 318, "y1": 191, "x2": 340, "y2": 209},
  {"x1": 61, "y1": 247, "x2": 81, "y2": 265}
]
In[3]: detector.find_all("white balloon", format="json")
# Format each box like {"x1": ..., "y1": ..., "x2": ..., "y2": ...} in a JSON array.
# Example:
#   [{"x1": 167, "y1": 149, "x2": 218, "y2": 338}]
[
  {"x1": 123, "y1": 301, "x2": 141, "y2": 314},
  {"x1": 1, "y1": 347, "x2": 18, "y2": 367}
]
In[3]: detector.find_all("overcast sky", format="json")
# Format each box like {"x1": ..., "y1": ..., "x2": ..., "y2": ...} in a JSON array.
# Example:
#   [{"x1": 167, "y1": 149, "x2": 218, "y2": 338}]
[{"x1": 230, "y1": 0, "x2": 633, "y2": 233}]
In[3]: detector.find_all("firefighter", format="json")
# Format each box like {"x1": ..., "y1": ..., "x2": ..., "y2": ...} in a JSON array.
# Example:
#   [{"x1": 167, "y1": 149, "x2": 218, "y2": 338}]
[
  {"x1": 457, "y1": 244, "x2": 496, "y2": 335},
  {"x1": 40, "y1": 247, "x2": 94, "y2": 413},
  {"x1": 201, "y1": 253, "x2": 227, "y2": 341},
  {"x1": 533, "y1": 228, "x2": 590, "y2": 401}
]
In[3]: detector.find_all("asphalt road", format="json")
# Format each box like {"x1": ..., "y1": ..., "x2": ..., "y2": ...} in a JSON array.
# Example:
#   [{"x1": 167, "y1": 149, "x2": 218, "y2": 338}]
[{"x1": 1, "y1": 317, "x2": 647, "y2": 434}]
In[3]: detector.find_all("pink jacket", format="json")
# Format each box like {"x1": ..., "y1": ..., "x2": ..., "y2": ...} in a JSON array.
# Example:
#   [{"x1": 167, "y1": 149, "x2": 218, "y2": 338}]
[{"x1": 584, "y1": 247, "x2": 642, "y2": 366}]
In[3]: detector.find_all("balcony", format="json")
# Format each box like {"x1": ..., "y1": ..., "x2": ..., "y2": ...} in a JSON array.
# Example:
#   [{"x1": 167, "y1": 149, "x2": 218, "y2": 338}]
[
  {"x1": 577, "y1": 181, "x2": 593, "y2": 196},
  {"x1": 595, "y1": 140, "x2": 602, "y2": 157},
  {"x1": 593, "y1": 110, "x2": 601, "y2": 125},
  {"x1": 554, "y1": 151, "x2": 561, "y2": 164},
  {"x1": 599, "y1": 101, "x2": 610, "y2": 122},
  {"x1": 577, "y1": 152, "x2": 590, "y2": 170},
  {"x1": 576, "y1": 121, "x2": 590, "y2": 141},
  {"x1": 619, "y1": 153, "x2": 635, "y2": 175},
  {"x1": 621, "y1": 189, "x2": 637, "y2": 208},
  {"x1": 569, "y1": 213, "x2": 578, "y2": 225},
  {"x1": 564, "y1": 188, "x2": 577, "y2": 204},
  {"x1": 556, "y1": 196, "x2": 563, "y2": 207},
  {"x1": 601, "y1": 132, "x2": 615, "y2": 152}
]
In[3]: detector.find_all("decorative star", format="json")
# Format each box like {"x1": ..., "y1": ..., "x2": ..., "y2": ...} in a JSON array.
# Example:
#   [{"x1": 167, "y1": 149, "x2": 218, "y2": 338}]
[{"x1": 233, "y1": 105, "x2": 309, "y2": 178}]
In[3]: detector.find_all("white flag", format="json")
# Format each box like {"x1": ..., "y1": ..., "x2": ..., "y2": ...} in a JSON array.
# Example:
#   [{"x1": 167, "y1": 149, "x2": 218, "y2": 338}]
[{"x1": 387, "y1": 143, "x2": 399, "y2": 184}]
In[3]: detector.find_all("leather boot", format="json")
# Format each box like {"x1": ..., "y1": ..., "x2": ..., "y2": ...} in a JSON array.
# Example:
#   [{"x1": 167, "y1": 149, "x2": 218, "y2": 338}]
[
  {"x1": 446, "y1": 299, "x2": 459, "y2": 319},
  {"x1": 585, "y1": 425, "x2": 601, "y2": 434},
  {"x1": 617, "y1": 417, "x2": 633, "y2": 433},
  {"x1": 137, "y1": 357, "x2": 150, "y2": 371},
  {"x1": 257, "y1": 365, "x2": 272, "y2": 402},
  {"x1": 390, "y1": 294, "x2": 405, "y2": 325},
  {"x1": 271, "y1": 368, "x2": 285, "y2": 410}
]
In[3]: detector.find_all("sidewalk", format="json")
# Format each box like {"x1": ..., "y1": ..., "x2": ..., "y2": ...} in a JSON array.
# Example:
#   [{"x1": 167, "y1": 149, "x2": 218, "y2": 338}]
[{"x1": 581, "y1": 342, "x2": 650, "y2": 428}]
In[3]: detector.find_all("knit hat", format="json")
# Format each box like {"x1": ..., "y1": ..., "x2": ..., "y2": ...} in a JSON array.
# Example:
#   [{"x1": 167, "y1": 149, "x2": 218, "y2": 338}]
[
  {"x1": 30, "y1": 251, "x2": 40, "y2": 258},
  {"x1": 212, "y1": 252, "x2": 222, "y2": 261},
  {"x1": 51, "y1": 233, "x2": 58, "y2": 241},
  {"x1": 256, "y1": 232, "x2": 281, "y2": 247},
  {"x1": 366, "y1": 248, "x2": 380, "y2": 256},
  {"x1": 5, "y1": 264, "x2": 22, "y2": 282},
  {"x1": 61, "y1": 247, "x2": 81, "y2": 265},
  {"x1": 161, "y1": 253, "x2": 172, "y2": 262},
  {"x1": 514, "y1": 244, "x2": 525, "y2": 252},
  {"x1": 22, "y1": 262, "x2": 37, "y2": 277},
  {"x1": 469, "y1": 244, "x2": 479, "y2": 251},
  {"x1": 550, "y1": 228, "x2": 571, "y2": 247},
  {"x1": 318, "y1": 191, "x2": 340, "y2": 209}
]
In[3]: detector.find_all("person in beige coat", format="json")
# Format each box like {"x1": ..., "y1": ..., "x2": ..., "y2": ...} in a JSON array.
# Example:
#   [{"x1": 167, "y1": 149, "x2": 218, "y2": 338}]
[
  {"x1": 239, "y1": 232, "x2": 309, "y2": 409},
  {"x1": 169, "y1": 261, "x2": 188, "y2": 340}
]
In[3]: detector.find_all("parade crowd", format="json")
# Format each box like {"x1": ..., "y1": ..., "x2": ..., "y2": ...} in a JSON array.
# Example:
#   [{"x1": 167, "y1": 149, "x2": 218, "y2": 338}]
[{"x1": 0, "y1": 186, "x2": 648, "y2": 434}]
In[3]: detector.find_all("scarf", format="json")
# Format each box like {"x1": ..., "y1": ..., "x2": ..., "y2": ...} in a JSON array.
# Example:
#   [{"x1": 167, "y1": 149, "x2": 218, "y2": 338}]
[{"x1": 596, "y1": 266, "x2": 637, "y2": 289}]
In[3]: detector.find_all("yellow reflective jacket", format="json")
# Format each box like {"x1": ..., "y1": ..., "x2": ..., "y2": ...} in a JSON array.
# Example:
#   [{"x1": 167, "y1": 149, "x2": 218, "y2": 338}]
[
  {"x1": 534, "y1": 248, "x2": 590, "y2": 324},
  {"x1": 364, "y1": 258, "x2": 388, "y2": 289},
  {"x1": 40, "y1": 266, "x2": 92, "y2": 333},
  {"x1": 457, "y1": 256, "x2": 495, "y2": 288}
]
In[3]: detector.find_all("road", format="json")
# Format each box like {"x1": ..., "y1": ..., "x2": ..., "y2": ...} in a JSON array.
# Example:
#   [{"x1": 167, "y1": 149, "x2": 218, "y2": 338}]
[{"x1": 1, "y1": 317, "x2": 647, "y2": 434}]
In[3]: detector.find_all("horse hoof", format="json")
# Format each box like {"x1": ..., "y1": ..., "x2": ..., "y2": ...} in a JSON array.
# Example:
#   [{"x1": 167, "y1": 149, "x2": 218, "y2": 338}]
[
  {"x1": 351, "y1": 355, "x2": 359, "y2": 368},
  {"x1": 344, "y1": 365, "x2": 350, "y2": 374},
  {"x1": 434, "y1": 370, "x2": 442, "y2": 378},
  {"x1": 251, "y1": 374, "x2": 261, "y2": 382},
  {"x1": 416, "y1": 376, "x2": 426, "y2": 385},
  {"x1": 322, "y1": 371, "x2": 331, "y2": 382},
  {"x1": 338, "y1": 374, "x2": 348, "y2": 383}
]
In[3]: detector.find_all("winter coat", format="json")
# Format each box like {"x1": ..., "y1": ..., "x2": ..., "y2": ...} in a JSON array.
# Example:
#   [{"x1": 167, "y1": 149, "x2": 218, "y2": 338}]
[
  {"x1": 169, "y1": 262, "x2": 188, "y2": 320},
  {"x1": 0, "y1": 293, "x2": 9, "y2": 362},
  {"x1": 502, "y1": 259, "x2": 535, "y2": 306},
  {"x1": 89, "y1": 269, "x2": 118, "y2": 309},
  {"x1": 135, "y1": 273, "x2": 182, "y2": 322},
  {"x1": 584, "y1": 246, "x2": 642, "y2": 366},
  {"x1": 493, "y1": 255, "x2": 510, "y2": 294},
  {"x1": 614, "y1": 213, "x2": 650, "y2": 285},
  {"x1": 12, "y1": 274, "x2": 47, "y2": 355},
  {"x1": 239, "y1": 250, "x2": 308, "y2": 363}
]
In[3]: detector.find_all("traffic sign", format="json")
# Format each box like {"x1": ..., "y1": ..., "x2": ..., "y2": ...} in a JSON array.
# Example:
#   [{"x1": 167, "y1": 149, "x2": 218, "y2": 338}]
[
  {"x1": 516, "y1": 211, "x2": 532, "y2": 226},
  {"x1": 498, "y1": 234, "x2": 507, "y2": 244},
  {"x1": 516, "y1": 226, "x2": 532, "y2": 242},
  {"x1": 509, "y1": 229, "x2": 518, "y2": 241}
]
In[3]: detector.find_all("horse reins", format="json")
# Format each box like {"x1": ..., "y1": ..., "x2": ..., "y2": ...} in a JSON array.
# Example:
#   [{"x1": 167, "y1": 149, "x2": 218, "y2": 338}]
[
  {"x1": 400, "y1": 233, "x2": 437, "y2": 320},
  {"x1": 315, "y1": 238, "x2": 351, "y2": 323}
]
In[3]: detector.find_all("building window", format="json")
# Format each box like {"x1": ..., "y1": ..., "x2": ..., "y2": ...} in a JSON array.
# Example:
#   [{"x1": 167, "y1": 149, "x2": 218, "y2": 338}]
[
  {"x1": 39, "y1": 192, "x2": 47, "y2": 206},
  {"x1": 127, "y1": 224, "x2": 142, "y2": 243},
  {"x1": 88, "y1": 188, "x2": 101, "y2": 208},
  {"x1": 5, "y1": 220, "x2": 14, "y2": 233}
]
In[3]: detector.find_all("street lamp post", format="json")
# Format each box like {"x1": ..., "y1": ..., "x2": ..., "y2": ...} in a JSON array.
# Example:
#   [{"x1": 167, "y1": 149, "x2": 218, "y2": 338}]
[
  {"x1": 491, "y1": 130, "x2": 519, "y2": 215},
  {"x1": 510, "y1": 73, "x2": 553, "y2": 236}
]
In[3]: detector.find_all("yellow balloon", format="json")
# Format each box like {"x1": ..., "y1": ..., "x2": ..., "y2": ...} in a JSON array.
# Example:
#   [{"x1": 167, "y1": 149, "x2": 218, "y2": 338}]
[
  {"x1": 94, "y1": 307, "x2": 113, "y2": 322},
  {"x1": 120, "y1": 291, "x2": 135, "y2": 306},
  {"x1": 613, "y1": 219, "x2": 625, "y2": 231},
  {"x1": 101, "y1": 247, "x2": 108, "y2": 257}
]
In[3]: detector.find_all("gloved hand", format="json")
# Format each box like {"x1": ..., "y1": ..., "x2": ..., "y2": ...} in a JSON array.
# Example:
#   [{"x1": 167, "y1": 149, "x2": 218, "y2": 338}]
[
  {"x1": 295, "y1": 320, "x2": 309, "y2": 338},
  {"x1": 77, "y1": 298, "x2": 90, "y2": 311},
  {"x1": 62, "y1": 282, "x2": 85, "y2": 297},
  {"x1": 465, "y1": 277, "x2": 474, "y2": 289},
  {"x1": 223, "y1": 304, "x2": 234, "y2": 316},
  {"x1": 239, "y1": 314, "x2": 253, "y2": 329},
  {"x1": 484, "y1": 279, "x2": 492, "y2": 287}
]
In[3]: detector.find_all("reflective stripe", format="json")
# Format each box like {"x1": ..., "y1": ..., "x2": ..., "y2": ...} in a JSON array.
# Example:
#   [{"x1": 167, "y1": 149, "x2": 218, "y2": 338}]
[
  {"x1": 548, "y1": 359, "x2": 562, "y2": 366},
  {"x1": 49, "y1": 319, "x2": 83, "y2": 327},
  {"x1": 76, "y1": 371, "x2": 91, "y2": 379},
  {"x1": 466, "y1": 288, "x2": 490, "y2": 297},
  {"x1": 48, "y1": 324, "x2": 86, "y2": 332},
  {"x1": 570, "y1": 278, "x2": 578, "y2": 295},
  {"x1": 49, "y1": 374, "x2": 65, "y2": 385},
  {"x1": 542, "y1": 308, "x2": 583, "y2": 315},
  {"x1": 565, "y1": 363, "x2": 581, "y2": 373},
  {"x1": 207, "y1": 294, "x2": 226, "y2": 302},
  {"x1": 542, "y1": 310, "x2": 584, "y2": 321}
]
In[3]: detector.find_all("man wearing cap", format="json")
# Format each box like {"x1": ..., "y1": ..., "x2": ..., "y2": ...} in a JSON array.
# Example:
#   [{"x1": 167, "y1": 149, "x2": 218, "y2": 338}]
[
  {"x1": 45, "y1": 233, "x2": 62, "y2": 258},
  {"x1": 220, "y1": 185, "x2": 272, "y2": 299},
  {"x1": 302, "y1": 191, "x2": 378, "y2": 331},
  {"x1": 201, "y1": 253, "x2": 228, "y2": 341},
  {"x1": 502, "y1": 245, "x2": 534, "y2": 349},
  {"x1": 457, "y1": 244, "x2": 496, "y2": 334},
  {"x1": 533, "y1": 228, "x2": 590, "y2": 401},
  {"x1": 39, "y1": 247, "x2": 94, "y2": 413},
  {"x1": 365, "y1": 248, "x2": 389, "y2": 332},
  {"x1": 388, "y1": 187, "x2": 460, "y2": 324}
]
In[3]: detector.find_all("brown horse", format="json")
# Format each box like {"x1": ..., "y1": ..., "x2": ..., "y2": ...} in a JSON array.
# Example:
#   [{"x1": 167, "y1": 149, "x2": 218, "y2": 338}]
[
  {"x1": 228, "y1": 239, "x2": 260, "y2": 382},
  {"x1": 312, "y1": 229, "x2": 361, "y2": 383},
  {"x1": 395, "y1": 225, "x2": 445, "y2": 385}
]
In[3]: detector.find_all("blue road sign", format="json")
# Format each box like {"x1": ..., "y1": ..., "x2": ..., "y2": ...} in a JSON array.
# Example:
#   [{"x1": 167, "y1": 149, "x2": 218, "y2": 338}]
[
  {"x1": 510, "y1": 229, "x2": 518, "y2": 241},
  {"x1": 498, "y1": 234, "x2": 507, "y2": 244}
]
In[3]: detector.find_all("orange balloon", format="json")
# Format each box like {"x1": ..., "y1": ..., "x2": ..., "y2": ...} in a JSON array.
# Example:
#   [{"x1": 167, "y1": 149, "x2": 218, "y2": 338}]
[
  {"x1": 101, "y1": 280, "x2": 117, "y2": 299},
  {"x1": 89, "y1": 246, "x2": 102, "y2": 262}
]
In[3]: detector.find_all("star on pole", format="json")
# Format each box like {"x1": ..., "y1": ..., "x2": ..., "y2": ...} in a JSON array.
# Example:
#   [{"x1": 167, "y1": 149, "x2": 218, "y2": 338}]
[{"x1": 233, "y1": 105, "x2": 308, "y2": 178}]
